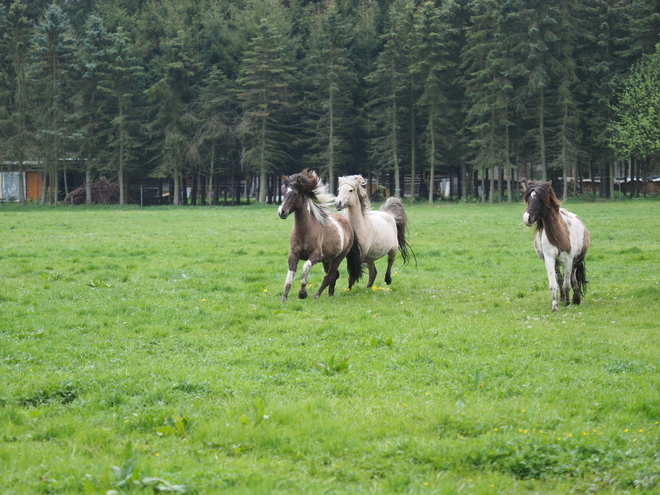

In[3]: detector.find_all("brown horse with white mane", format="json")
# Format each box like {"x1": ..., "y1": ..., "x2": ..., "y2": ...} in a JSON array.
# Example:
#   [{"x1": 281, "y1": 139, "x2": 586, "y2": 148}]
[
  {"x1": 523, "y1": 181, "x2": 590, "y2": 312},
  {"x1": 278, "y1": 170, "x2": 363, "y2": 302}
]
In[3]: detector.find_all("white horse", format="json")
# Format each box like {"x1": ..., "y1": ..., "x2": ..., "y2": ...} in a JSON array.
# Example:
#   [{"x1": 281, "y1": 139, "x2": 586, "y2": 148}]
[
  {"x1": 334, "y1": 175, "x2": 413, "y2": 287},
  {"x1": 523, "y1": 181, "x2": 590, "y2": 312}
]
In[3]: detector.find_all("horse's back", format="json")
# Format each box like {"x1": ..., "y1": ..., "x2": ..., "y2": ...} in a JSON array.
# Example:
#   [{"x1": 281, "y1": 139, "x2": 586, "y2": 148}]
[
  {"x1": 362, "y1": 210, "x2": 398, "y2": 260},
  {"x1": 559, "y1": 208, "x2": 589, "y2": 258}
]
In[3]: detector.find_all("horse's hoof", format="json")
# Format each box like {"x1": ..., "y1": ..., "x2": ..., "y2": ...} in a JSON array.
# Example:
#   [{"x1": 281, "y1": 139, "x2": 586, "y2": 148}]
[
  {"x1": 281, "y1": 297, "x2": 287, "y2": 303},
  {"x1": 385, "y1": 275, "x2": 392, "y2": 285},
  {"x1": 299, "y1": 292, "x2": 308, "y2": 299}
]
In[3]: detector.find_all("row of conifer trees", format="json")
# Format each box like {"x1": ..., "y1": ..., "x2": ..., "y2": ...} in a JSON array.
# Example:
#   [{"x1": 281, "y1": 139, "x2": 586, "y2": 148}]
[{"x1": 1, "y1": 0, "x2": 659, "y2": 205}]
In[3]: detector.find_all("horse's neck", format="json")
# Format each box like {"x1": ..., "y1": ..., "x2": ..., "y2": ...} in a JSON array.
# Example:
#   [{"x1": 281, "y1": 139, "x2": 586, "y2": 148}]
[
  {"x1": 294, "y1": 200, "x2": 314, "y2": 226},
  {"x1": 542, "y1": 208, "x2": 571, "y2": 253},
  {"x1": 345, "y1": 204, "x2": 370, "y2": 234}
]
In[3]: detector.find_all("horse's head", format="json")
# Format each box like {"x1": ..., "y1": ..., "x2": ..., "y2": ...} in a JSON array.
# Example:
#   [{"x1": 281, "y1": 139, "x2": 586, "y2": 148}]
[
  {"x1": 523, "y1": 181, "x2": 558, "y2": 227},
  {"x1": 278, "y1": 170, "x2": 321, "y2": 219},
  {"x1": 335, "y1": 175, "x2": 368, "y2": 211}
]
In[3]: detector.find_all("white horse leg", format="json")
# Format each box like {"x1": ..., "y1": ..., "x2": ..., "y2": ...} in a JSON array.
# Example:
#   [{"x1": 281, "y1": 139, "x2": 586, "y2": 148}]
[
  {"x1": 544, "y1": 257, "x2": 559, "y2": 312},
  {"x1": 366, "y1": 261, "x2": 377, "y2": 288},
  {"x1": 282, "y1": 265, "x2": 297, "y2": 302},
  {"x1": 298, "y1": 260, "x2": 314, "y2": 299},
  {"x1": 384, "y1": 248, "x2": 397, "y2": 285},
  {"x1": 562, "y1": 260, "x2": 574, "y2": 307}
]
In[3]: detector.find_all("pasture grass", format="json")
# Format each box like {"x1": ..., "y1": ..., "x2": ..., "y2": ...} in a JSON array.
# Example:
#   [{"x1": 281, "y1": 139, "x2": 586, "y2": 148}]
[{"x1": 0, "y1": 199, "x2": 659, "y2": 494}]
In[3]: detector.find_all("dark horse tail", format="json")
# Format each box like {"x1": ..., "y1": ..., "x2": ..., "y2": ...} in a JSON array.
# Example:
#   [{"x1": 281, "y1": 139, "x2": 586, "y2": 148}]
[
  {"x1": 575, "y1": 257, "x2": 588, "y2": 298},
  {"x1": 346, "y1": 231, "x2": 364, "y2": 287},
  {"x1": 380, "y1": 197, "x2": 416, "y2": 266}
]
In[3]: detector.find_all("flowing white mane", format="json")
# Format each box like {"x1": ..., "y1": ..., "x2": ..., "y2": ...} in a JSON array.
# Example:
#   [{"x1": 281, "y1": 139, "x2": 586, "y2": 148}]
[
  {"x1": 307, "y1": 175, "x2": 334, "y2": 225},
  {"x1": 338, "y1": 175, "x2": 371, "y2": 213}
]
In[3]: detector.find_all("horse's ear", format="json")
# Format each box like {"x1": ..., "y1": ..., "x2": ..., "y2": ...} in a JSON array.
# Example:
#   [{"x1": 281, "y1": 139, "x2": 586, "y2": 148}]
[
  {"x1": 546, "y1": 181, "x2": 553, "y2": 187},
  {"x1": 297, "y1": 175, "x2": 303, "y2": 183}
]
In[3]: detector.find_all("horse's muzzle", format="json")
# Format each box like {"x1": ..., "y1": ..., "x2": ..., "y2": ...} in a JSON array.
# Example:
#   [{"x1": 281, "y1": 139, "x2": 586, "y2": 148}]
[
  {"x1": 278, "y1": 207, "x2": 289, "y2": 219},
  {"x1": 334, "y1": 201, "x2": 343, "y2": 211},
  {"x1": 523, "y1": 212, "x2": 535, "y2": 226}
]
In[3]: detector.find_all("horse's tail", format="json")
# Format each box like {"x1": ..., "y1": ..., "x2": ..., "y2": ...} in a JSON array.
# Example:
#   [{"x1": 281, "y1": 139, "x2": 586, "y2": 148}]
[
  {"x1": 380, "y1": 197, "x2": 416, "y2": 266},
  {"x1": 575, "y1": 257, "x2": 588, "y2": 298},
  {"x1": 346, "y1": 231, "x2": 364, "y2": 283}
]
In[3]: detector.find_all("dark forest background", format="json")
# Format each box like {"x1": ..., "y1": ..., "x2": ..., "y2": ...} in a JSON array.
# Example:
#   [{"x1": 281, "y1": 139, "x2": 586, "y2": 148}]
[{"x1": 1, "y1": 0, "x2": 660, "y2": 205}]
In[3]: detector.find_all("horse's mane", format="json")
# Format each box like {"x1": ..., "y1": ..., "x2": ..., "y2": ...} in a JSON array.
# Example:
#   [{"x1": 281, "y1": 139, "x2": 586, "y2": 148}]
[
  {"x1": 338, "y1": 175, "x2": 371, "y2": 214},
  {"x1": 524, "y1": 181, "x2": 561, "y2": 232},
  {"x1": 285, "y1": 169, "x2": 333, "y2": 225},
  {"x1": 525, "y1": 181, "x2": 561, "y2": 209}
]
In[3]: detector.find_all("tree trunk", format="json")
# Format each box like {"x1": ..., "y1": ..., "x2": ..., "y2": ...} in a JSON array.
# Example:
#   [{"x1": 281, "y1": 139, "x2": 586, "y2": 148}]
[
  {"x1": 86, "y1": 166, "x2": 92, "y2": 205},
  {"x1": 409, "y1": 87, "x2": 417, "y2": 199},
  {"x1": 258, "y1": 117, "x2": 267, "y2": 203},
  {"x1": 539, "y1": 89, "x2": 547, "y2": 182},
  {"x1": 392, "y1": 99, "x2": 401, "y2": 198},
  {"x1": 428, "y1": 119, "x2": 435, "y2": 205},
  {"x1": 18, "y1": 154, "x2": 26, "y2": 207},
  {"x1": 173, "y1": 172, "x2": 181, "y2": 206}
]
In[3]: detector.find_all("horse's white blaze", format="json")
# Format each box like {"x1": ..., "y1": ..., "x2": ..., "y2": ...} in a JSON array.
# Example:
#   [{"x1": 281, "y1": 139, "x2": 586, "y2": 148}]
[
  {"x1": 329, "y1": 217, "x2": 345, "y2": 251},
  {"x1": 530, "y1": 191, "x2": 537, "y2": 198}
]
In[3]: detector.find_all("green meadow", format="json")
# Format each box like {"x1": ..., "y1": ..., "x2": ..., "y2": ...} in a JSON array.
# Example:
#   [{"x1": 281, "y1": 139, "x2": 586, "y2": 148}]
[{"x1": 1, "y1": 199, "x2": 659, "y2": 494}]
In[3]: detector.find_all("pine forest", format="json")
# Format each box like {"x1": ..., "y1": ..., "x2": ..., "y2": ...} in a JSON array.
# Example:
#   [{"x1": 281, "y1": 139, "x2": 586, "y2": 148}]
[{"x1": 1, "y1": 0, "x2": 660, "y2": 205}]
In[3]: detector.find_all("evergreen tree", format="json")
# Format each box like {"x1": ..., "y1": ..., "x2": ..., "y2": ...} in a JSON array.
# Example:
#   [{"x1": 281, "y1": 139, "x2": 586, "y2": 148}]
[
  {"x1": 501, "y1": 0, "x2": 560, "y2": 183},
  {"x1": 1, "y1": 0, "x2": 32, "y2": 205},
  {"x1": 145, "y1": 31, "x2": 200, "y2": 205},
  {"x1": 237, "y1": 17, "x2": 294, "y2": 203},
  {"x1": 365, "y1": 3, "x2": 410, "y2": 198},
  {"x1": 462, "y1": 0, "x2": 512, "y2": 203},
  {"x1": 77, "y1": 15, "x2": 113, "y2": 204},
  {"x1": 190, "y1": 67, "x2": 238, "y2": 205},
  {"x1": 304, "y1": 2, "x2": 357, "y2": 193},
  {"x1": 551, "y1": 0, "x2": 581, "y2": 200},
  {"x1": 98, "y1": 27, "x2": 143, "y2": 204},
  {"x1": 31, "y1": 4, "x2": 78, "y2": 205},
  {"x1": 411, "y1": 1, "x2": 452, "y2": 204}
]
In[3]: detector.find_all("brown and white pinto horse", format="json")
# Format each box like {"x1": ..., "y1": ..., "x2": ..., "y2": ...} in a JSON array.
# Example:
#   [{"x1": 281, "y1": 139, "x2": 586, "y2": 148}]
[
  {"x1": 523, "y1": 181, "x2": 590, "y2": 312},
  {"x1": 278, "y1": 170, "x2": 363, "y2": 302}
]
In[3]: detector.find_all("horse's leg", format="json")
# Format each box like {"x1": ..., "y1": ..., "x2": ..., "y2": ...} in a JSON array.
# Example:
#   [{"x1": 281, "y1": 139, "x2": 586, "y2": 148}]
[
  {"x1": 562, "y1": 260, "x2": 574, "y2": 307},
  {"x1": 282, "y1": 255, "x2": 298, "y2": 302},
  {"x1": 556, "y1": 269, "x2": 567, "y2": 304},
  {"x1": 384, "y1": 248, "x2": 397, "y2": 285},
  {"x1": 544, "y1": 257, "x2": 559, "y2": 312},
  {"x1": 571, "y1": 266, "x2": 581, "y2": 305},
  {"x1": 298, "y1": 259, "x2": 316, "y2": 299},
  {"x1": 366, "y1": 261, "x2": 377, "y2": 287},
  {"x1": 315, "y1": 259, "x2": 341, "y2": 298}
]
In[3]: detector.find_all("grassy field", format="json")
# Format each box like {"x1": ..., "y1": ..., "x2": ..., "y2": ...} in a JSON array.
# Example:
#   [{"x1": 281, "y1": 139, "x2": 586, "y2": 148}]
[{"x1": 1, "y1": 199, "x2": 659, "y2": 494}]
